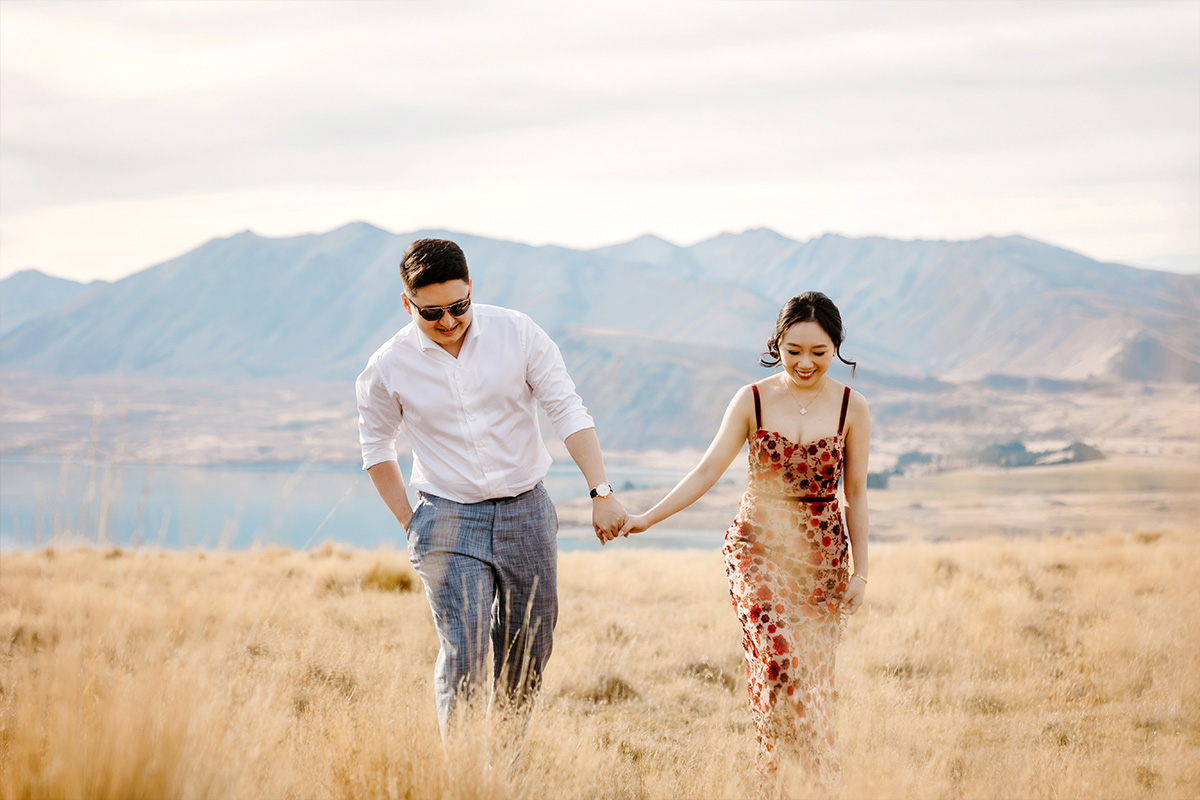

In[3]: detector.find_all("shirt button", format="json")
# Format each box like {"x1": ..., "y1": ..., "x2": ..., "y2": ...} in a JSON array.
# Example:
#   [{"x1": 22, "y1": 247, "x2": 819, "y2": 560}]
[
  {"x1": 476, "y1": 442, "x2": 483, "y2": 448},
  {"x1": 468, "y1": 415, "x2": 475, "y2": 421}
]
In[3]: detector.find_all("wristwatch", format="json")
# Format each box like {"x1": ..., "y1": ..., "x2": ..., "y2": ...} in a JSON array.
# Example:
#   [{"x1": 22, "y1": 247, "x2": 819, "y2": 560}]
[{"x1": 589, "y1": 482, "x2": 613, "y2": 499}]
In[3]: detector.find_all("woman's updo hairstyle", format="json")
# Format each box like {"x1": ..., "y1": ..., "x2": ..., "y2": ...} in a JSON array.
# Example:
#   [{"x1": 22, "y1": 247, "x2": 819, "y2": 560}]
[{"x1": 760, "y1": 291, "x2": 857, "y2": 376}]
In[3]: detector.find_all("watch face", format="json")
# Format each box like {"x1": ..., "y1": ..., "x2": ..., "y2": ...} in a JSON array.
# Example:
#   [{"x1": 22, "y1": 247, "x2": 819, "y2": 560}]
[{"x1": 593, "y1": 483, "x2": 612, "y2": 498}]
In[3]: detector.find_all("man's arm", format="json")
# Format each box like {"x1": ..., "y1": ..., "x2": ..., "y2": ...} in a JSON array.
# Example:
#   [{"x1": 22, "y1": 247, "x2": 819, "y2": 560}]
[
  {"x1": 518, "y1": 317, "x2": 625, "y2": 540},
  {"x1": 563, "y1": 427, "x2": 627, "y2": 541},
  {"x1": 367, "y1": 460, "x2": 414, "y2": 531},
  {"x1": 357, "y1": 358, "x2": 411, "y2": 530}
]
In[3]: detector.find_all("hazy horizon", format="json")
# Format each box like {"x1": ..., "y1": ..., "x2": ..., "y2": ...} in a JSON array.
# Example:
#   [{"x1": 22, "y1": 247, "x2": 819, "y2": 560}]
[{"x1": 5, "y1": 220, "x2": 1200, "y2": 285}]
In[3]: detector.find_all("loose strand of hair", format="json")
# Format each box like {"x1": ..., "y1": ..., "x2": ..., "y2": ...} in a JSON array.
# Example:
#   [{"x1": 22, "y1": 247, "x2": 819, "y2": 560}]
[{"x1": 839, "y1": 352, "x2": 857, "y2": 378}]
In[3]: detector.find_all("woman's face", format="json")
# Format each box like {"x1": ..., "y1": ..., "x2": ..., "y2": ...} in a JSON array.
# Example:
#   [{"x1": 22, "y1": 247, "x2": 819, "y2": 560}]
[{"x1": 780, "y1": 320, "x2": 835, "y2": 387}]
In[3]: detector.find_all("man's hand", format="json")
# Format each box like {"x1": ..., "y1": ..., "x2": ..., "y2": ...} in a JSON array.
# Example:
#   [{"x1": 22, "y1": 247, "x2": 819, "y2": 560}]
[{"x1": 593, "y1": 495, "x2": 628, "y2": 543}]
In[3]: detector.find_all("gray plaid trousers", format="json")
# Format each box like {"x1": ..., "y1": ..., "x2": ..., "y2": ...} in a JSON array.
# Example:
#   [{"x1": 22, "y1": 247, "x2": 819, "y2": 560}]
[{"x1": 406, "y1": 482, "x2": 559, "y2": 732}]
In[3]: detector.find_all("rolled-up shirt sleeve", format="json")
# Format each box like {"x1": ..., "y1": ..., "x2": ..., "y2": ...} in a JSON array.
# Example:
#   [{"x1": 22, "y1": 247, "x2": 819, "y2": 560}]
[
  {"x1": 523, "y1": 318, "x2": 594, "y2": 442},
  {"x1": 356, "y1": 359, "x2": 404, "y2": 470}
]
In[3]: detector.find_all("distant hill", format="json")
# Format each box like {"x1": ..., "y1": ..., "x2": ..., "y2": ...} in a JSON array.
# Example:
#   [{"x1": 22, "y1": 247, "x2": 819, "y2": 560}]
[
  {"x1": 2, "y1": 222, "x2": 1197, "y2": 449},
  {"x1": 0, "y1": 270, "x2": 108, "y2": 335}
]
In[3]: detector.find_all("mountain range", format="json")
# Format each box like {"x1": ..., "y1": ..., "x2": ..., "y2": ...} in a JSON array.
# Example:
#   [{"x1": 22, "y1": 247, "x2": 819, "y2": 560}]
[{"x1": 2, "y1": 222, "x2": 1198, "y2": 450}]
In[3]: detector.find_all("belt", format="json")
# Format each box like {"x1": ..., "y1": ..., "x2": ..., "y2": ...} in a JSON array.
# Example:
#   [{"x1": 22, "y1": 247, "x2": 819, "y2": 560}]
[
  {"x1": 418, "y1": 482, "x2": 542, "y2": 505},
  {"x1": 483, "y1": 485, "x2": 540, "y2": 504},
  {"x1": 750, "y1": 491, "x2": 835, "y2": 503}
]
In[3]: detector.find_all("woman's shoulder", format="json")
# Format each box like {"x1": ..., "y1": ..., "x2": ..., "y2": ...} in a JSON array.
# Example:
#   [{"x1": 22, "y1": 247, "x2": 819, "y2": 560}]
[
  {"x1": 731, "y1": 382, "x2": 762, "y2": 405},
  {"x1": 842, "y1": 384, "x2": 871, "y2": 426},
  {"x1": 819, "y1": 378, "x2": 866, "y2": 406},
  {"x1": 823, "y1": 380, "x2": 870, "y2": 426},
  {"x1": 724, "y1": 383, "x2": 761, "y2": 421},
  {"x1": 750, "y1": 375, "x2": 781, "y2": 395},
  {"x1": 745, "y1": 376, "x2": 786, "y2": 408},
  {"x1": 845, "y1": 384, "x2": 869, "y2": 409}
]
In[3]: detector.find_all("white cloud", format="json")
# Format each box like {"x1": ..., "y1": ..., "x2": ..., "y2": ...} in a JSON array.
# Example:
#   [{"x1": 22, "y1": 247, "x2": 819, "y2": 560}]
[{"x1": 1, "y1": 0, "x2": 1197, "y2": 280}]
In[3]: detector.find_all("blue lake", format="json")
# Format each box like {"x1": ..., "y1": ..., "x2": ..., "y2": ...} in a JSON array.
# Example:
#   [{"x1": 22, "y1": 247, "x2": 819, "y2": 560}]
[{"x1": 0, "y1": 458, "x2": 725, "y2": 552}]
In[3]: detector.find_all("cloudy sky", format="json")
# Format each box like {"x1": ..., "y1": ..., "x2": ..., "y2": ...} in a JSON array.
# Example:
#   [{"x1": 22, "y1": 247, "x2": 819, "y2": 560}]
[{"x1": 1, "y1": 0, "x2": 1198, "y2": 282}]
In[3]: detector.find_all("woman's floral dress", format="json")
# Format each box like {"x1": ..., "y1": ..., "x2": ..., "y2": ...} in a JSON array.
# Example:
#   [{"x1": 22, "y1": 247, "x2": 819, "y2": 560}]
[{"x1": 724, "y1": 383, "x2": 852, "y2": 796}]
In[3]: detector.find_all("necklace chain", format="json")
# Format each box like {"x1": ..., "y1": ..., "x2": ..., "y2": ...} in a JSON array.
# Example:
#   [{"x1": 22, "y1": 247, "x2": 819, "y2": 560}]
[{"x1": 785, "y1": 374, "x2": 827, "y2": 416}]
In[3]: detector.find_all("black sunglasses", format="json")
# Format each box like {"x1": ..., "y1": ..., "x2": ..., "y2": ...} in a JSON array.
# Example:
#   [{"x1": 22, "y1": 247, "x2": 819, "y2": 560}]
[{"x1": 407, "y1": 294, "x2": 472, "y2": 322}]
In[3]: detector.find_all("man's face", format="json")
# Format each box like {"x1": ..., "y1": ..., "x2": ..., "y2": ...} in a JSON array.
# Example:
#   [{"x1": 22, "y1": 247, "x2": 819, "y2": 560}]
[{"x1": 403, "y1": 279, "x2": 473, "y2": 351}]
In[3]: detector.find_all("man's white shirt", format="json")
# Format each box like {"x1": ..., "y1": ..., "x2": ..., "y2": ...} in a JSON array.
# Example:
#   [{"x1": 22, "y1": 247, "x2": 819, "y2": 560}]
[{"x1": 356, "y1": 304, "x2": 595, "y2": 503}]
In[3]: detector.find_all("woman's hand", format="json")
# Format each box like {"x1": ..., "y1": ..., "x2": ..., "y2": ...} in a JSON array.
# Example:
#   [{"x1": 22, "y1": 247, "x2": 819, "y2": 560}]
[
  {"x1": 842, "y1": 574, "x2": 867, "y2": 615},
  {"x1": 607, "y1": 513, "x2": 650, "y2": 542}
]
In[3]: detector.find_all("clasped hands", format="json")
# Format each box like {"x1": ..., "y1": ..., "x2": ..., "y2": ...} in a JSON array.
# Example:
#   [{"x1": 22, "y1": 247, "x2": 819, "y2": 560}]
[
  {"x1": 594, "y1": 500, "x2": 650, "y2": 545},
  {"x1": 592, "y1": 495, "x2": 627, "y2": 543}
]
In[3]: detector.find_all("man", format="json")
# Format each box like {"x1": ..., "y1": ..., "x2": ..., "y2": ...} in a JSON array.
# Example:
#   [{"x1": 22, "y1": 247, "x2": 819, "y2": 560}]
[{"x1": 356, "y1": 238, "x2": 626, "y2": 734}]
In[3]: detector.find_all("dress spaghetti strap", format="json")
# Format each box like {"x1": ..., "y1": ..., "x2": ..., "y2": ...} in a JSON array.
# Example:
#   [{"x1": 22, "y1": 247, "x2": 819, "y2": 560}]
[
  {"x1": 837, "y1": 386, "x2": 851, "y2": 434},
  {"x1": 751, "y1": 384, "x2": 762, "y2": 431}
]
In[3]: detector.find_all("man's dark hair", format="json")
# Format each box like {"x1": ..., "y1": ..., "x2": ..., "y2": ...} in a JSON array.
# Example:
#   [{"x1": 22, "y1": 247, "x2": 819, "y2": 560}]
[
  {"x1": 400, "y1": 239, "x2": 470, "y2": 292},
  {"x1": 760, "y1": 290, "x2": 857, "y2": 375}
]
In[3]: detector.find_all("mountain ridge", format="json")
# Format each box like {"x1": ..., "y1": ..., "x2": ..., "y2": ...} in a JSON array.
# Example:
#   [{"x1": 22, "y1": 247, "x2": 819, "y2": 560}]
[{"x1": 3, "y1": 224, "x2": 1196, "y2": 389}]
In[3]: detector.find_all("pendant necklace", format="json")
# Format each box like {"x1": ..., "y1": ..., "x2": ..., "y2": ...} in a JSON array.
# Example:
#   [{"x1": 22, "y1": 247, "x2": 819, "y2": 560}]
[{"x1": 786, "y1": 374, "x2": 827, "y2": 416}]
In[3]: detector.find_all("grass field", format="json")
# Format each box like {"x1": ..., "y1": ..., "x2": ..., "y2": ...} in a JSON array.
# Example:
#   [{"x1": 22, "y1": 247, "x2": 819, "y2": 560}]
[{"x1": 2, "y1": 525, "x2": 1197, "y2": 799}]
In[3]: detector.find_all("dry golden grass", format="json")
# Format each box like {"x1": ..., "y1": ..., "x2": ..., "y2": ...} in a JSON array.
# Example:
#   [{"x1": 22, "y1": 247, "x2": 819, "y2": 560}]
[{"x1": 1, "y1": 530, "x2": 1198, "y2": 799}]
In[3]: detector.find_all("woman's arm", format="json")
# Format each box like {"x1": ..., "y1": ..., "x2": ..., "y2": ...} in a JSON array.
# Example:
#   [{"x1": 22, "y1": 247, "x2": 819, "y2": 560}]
[
  {"x1": 612, "y1": 385, "x2": 755, "y2": 540},
  {"x1": 841, "y1": 390, "x2": 871, "y2": 613}
]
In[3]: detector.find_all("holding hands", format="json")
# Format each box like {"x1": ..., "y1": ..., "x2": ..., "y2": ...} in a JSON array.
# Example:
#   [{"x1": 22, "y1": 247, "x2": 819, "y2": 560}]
[
  {"x1": 598, "y1": 512, "x2": 650, "y2": 544},
  {"x1": 591, "y1": 494, "x2": 629, "y2": 543},
  {"x1": 620, "y1": 513, "x2": 650, "y2": 538}
]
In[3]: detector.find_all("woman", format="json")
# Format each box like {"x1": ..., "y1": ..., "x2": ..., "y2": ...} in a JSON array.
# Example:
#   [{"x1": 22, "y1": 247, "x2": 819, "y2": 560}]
[{"x1": 613, "y1": 291, "x2": 870, "y2": 796}]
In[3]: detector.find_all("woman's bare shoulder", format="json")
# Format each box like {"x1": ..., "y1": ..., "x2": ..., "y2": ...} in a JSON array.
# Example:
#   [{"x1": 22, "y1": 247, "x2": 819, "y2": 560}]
[
  {"x1": 844, "y1": 386, "x2": 871, "y2": 425},
  {"x1": 728, "y1": 382, "x2": 760, "y2": 411}
]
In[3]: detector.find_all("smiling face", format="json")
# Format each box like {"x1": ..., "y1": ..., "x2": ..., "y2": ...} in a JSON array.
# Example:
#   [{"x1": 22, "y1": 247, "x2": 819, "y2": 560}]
[
  {"x1": 780, "y1": 320, "x2": 835, "y2": 387},
  {"x1": 402, "y1": 279, "x2": 473, "y2": 354}
]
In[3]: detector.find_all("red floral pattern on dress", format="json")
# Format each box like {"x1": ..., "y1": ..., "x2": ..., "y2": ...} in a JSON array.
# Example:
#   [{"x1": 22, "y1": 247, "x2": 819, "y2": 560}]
[{"x1": 724, "y1": 427, "x2": 849, "y2": 796}]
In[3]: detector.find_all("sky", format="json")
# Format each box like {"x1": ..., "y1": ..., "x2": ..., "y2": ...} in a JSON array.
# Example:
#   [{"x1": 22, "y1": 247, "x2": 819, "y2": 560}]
[{"x1": 1, "y1": 0, "x2": 1198, "y2": 283}]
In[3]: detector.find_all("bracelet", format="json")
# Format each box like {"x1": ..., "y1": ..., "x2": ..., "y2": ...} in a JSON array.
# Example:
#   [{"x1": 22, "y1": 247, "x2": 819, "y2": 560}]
[{"x1": 852, "y1": 573, "x2": 868, "y2": 584}]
